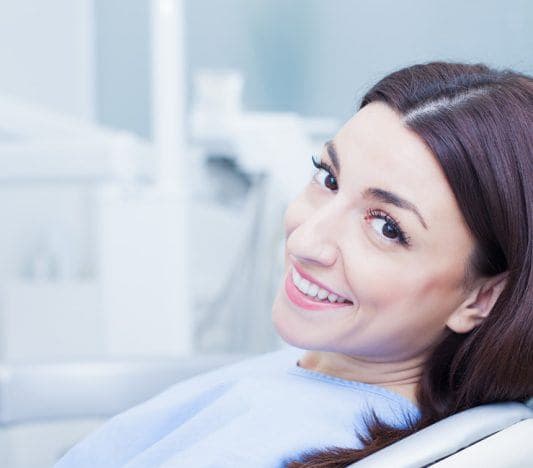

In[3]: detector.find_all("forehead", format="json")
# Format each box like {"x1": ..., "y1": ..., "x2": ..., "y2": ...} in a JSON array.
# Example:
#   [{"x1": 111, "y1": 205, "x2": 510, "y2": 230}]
[
  {"x1": 333, "y1": 101, "x2": 473, "y2": 243},
  {"x1": 336, "y1": 102, "x2": 443, "y2": 201}
]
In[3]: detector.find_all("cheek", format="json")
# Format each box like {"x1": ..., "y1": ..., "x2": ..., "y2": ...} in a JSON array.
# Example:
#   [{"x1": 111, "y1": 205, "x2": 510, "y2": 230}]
[
  {"x1": 383, "y1": 267, "x2": 466, "y2": 343},
  {"x1": 336, "y1": 262, "x2": 461, "y2": 357},
  {"x1": 413, "y1": 266, "x2": 467, "y2": 319},
  {"x1": 343, "y1": 234, "x2": 464, "y2": 300},
  {"x1": 340, "y1": 247, "x2": 408, "y2": 309},
  {"x1": 343, "y1": 250, "x2": 463, "y2": 328}
]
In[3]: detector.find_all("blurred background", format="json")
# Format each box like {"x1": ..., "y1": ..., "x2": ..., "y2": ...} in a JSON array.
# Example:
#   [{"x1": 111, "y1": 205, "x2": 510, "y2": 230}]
[{"x1": 0, "y1": 0, "x2": 531, "y2": 466}]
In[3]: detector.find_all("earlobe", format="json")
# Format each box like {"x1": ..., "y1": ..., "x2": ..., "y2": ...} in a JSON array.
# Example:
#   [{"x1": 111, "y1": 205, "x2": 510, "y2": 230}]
[{"x1": 446, "y1": 271, "x2": 509, "y2": 334}]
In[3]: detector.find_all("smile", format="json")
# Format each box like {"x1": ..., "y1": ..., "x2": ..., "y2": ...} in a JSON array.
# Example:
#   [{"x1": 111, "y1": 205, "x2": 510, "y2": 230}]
[
  {"x1": 284, "y1": 266, "x2": 354, "y2": 311},
  {"x1": 292, "y1": 267, "x2": 350, "y2": 303}
]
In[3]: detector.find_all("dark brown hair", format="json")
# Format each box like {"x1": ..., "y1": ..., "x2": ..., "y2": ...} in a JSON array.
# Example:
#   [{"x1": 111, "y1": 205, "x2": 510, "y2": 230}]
[{"x1": 284, "y1": 61, "x2": 533, "y2": 467}]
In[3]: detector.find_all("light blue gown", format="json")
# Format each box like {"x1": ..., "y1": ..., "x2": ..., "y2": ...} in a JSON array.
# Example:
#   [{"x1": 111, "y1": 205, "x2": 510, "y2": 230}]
[{"x1": 54, "y1": 345, "x2": 420, "y2": 467}]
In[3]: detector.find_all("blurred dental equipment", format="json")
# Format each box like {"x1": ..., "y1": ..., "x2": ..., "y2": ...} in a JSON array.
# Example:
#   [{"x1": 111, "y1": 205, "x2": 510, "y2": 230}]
[
  {"x1": 190, "y1": 68, "x2": 340, "y2": 200},
  {"x1": 188, "y1": 68, "x2": 340, "y2": 352},
  {"x1": 0, "y1": 1, "x2": 338, "y2": 465}
]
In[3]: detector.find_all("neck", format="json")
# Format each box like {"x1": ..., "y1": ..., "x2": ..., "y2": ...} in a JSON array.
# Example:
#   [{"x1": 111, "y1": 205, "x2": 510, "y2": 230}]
[{"x1": 297, "y1": 350, "x2": 426, "y2": 406}]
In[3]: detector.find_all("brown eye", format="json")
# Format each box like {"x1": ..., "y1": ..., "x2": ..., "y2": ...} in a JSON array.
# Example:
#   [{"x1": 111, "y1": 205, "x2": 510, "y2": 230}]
[
  {"x1": 311, "y1": 156, "x2": 339, "y2": 192},
  {"x1": 324, "y1": 172, "x2": 338, "y2": 190},
  {"x1": 378, "y1": 219, "x2": 399, "y2": 239},
  {"x1": 365, "y1": 208, "x2": 412, "y2": 247},
  {"x1": 313, "y1": 168, "x2": 338, "y2": 191}
]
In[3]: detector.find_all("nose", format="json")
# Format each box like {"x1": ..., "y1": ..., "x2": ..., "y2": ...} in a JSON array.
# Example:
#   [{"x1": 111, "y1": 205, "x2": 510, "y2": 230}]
[{"x1": 287, "y1": 200, "x2": 342, "y2": 268}]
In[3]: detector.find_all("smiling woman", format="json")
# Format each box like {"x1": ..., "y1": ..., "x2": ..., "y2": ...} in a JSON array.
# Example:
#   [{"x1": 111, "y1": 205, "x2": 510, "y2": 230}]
[
  {"x1": 54, "y1": 61, "x2": 533, "y2": 468},
  {"x1": 272, "y1": 98, "x2": 484, "y2": 405},
  {"x1": 272, "y1": 61, "x2": 533, "y2": 466}
]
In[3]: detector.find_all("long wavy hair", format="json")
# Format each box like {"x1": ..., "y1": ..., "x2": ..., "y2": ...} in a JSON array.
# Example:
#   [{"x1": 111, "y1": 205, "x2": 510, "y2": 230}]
[{"x1": 284, "y1": 61, "x2": 533, "y2": 467}]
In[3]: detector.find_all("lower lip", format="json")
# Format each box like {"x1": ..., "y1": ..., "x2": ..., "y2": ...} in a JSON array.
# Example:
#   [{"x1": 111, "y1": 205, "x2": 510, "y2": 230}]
[{"x1": 284, "y1": 270, "x2": 352, "y2": 311}]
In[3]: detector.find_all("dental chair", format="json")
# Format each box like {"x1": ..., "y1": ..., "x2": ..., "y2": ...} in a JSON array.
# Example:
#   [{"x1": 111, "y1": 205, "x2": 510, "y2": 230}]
[
  {"x1": 1, "y1": 358, "x2": 531, "y2": 467},
  {"x1": 350, "y1": 399, "x2": 533, "y2": 467}
]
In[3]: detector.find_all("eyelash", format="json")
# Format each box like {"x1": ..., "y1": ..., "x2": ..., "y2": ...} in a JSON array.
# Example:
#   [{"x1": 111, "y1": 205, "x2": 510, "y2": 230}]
[
  {"x1": 311, "y1": 155, "x2": 335, "y2": 180},
  {"x1": 310, "y1": 155, "x2": 412, "y2": 247}
]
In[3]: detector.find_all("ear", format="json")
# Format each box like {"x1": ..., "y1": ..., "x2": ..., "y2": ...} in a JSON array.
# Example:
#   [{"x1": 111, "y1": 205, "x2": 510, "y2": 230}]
[{"x1": 446, "y1": 271, "x2": 509, "y2": 334}]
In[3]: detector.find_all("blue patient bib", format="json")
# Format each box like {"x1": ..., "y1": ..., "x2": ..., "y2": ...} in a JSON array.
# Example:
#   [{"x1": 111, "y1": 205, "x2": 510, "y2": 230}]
[{"x1": 55, "y1": 345, "x2": 420, "y2": 467}]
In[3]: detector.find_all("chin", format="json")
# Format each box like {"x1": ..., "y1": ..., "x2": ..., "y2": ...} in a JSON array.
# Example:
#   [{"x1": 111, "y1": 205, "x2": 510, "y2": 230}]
[{"x1": 271, "y1": 294, "x2": 323, "y2": 351}]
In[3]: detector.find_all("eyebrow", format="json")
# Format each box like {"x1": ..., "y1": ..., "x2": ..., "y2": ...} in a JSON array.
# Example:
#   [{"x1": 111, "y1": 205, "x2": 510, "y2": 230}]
[{"x1": 324, "y1": 140, "x2": 429, "y2": 230}]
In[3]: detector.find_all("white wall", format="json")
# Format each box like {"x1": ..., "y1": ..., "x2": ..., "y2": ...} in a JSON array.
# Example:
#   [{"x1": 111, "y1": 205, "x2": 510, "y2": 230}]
[
  {"x1": 0, "y1": 0, "x2": 98, "y2": 336},
  {"x1": 0, "y1": 0, "x2": 95, "y2": 119},
  {"x1": 94, "y1": 0, "x2": 533, "y2": 136}
]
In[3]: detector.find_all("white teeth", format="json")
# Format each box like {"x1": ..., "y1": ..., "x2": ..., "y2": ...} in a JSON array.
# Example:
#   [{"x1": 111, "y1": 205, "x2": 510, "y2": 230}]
[
  {"x1": 298, "y1": 278, "x2": 310, "y2": 294},
  {"x1": 307, "y1": 284, "x2": 319, "y2": 297},
  {"x1": 291, "y1": 267, "x2": 349, "y2": 304},
  {"x1": 292, "y1": 268, "x2": 299, "y2": 284},
  {"x1": 317, "y1": 288, "x2": 329, "y2": 300}
]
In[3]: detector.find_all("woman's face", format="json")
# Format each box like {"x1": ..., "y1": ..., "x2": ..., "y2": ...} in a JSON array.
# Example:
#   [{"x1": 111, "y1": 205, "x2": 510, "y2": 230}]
[{"x1": 271, "y1": 101, "x2": 477, "y2": 361}]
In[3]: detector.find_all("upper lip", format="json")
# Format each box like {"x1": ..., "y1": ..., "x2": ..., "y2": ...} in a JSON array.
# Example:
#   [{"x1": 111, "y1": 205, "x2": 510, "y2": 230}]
[{"x1": 291, "y1": 261, "x2": 353, "y2": 302}]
